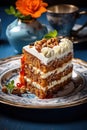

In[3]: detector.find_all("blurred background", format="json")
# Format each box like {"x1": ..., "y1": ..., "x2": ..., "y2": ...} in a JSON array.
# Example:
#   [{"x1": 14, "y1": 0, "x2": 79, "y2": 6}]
[{"x1": 0, "y1": 0, "x2": 87, "y2": 7}]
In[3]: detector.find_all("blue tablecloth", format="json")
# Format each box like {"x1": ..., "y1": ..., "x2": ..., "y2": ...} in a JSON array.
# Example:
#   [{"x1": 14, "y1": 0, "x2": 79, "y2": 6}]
[{"x1": 0, "y1": 6, "x2": 87, "y2": 130}]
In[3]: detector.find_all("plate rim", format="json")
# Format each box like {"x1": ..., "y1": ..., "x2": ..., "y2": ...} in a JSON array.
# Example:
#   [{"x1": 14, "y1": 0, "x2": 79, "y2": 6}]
[{"x1": 0, "y1": 55, "x2": 87, "y2": 109}]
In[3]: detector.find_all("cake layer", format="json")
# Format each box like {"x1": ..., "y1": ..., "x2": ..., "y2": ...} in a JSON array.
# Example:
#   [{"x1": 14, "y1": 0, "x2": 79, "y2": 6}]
[
  {"x1": 24, "y1": 65, "x2": 72, "y2": 87},
  {"x1": 24, "y1": 60, "x2": 73, "y2": 88},
  {"x1": 24, "y1": 60, "x2": 72, "y2": 78},
  {"x1": 26, "y1": 75, "x2": 71, "y2": 99},
  {"x1": 23, "y1": 50, "x2": 73, "y2": 73}
]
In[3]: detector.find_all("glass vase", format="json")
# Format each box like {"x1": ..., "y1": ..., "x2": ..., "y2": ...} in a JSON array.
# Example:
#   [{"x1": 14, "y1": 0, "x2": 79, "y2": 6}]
[{"x1": 6, "y1": 19, "x2": 48, "y2": 53}]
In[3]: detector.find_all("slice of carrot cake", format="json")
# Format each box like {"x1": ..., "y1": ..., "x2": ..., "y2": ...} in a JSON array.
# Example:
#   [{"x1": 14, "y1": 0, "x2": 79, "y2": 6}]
[{"x1": 19, "y1": 37, "x2": 73, "y2": 98}]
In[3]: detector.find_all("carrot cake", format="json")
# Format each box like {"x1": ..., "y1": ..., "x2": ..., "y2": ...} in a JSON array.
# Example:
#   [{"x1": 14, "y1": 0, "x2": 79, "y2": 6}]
[{"x1": 19, "y1": 37, "x2": 73, "y2": 98}]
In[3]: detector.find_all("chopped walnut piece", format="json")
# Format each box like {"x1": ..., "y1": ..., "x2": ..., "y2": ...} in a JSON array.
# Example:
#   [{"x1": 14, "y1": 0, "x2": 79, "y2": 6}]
[{"x1": 35, "y1": 37, "x2": 58, "y2": 52}]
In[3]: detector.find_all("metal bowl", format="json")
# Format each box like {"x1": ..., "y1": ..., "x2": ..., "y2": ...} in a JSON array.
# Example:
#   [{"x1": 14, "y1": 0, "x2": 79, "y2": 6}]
[{"x1": 46, "y1": 4, "x2": 79, "y2": 36}]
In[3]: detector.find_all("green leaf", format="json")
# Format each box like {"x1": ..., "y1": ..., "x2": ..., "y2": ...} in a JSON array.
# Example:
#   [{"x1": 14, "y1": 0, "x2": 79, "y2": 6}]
[
  {"x1": 5, "y1": 6, "x2": 16, "y2": 15},
  {"x1": 44, "y1": 30, "x2": 58, "y2": 39},
  {"x1": 10, "y1": 6, "x2": 16, "y2": 14},
  {"x1": 5, "y1": 8, "x2": 12, "y2": 15},
  {"x1": 6, "y1": 80, "x2": 15, "y2": 94},
  {"x1": 14, "y1": 11, "x2": 21, "y2": 17}
]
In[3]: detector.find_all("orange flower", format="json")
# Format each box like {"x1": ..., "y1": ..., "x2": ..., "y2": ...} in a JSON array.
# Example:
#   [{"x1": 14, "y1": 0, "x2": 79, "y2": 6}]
[{"x1": 16, "y1": 0, "x2": 48, "y2": 18}]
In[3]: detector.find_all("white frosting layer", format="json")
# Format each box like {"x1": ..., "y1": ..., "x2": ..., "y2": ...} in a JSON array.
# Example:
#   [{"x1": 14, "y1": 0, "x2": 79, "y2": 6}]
[
  {"x1": 23, "y1": 38, "x2": 73, "y2": 65},
  {"x1": 24, "y1": 72, "x2": 72, "y2": 91}
]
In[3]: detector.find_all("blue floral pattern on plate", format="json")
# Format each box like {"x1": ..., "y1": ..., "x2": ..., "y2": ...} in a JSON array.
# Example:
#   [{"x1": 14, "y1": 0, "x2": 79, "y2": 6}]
[{"x1": 0, "y1": 56, "x2": 87, "y2": 108}]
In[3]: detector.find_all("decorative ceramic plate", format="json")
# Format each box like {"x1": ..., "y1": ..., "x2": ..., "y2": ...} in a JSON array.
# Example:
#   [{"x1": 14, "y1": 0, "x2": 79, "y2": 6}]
[{"x1": 0, "y1": 55, "x2": 87, "y2": 109}]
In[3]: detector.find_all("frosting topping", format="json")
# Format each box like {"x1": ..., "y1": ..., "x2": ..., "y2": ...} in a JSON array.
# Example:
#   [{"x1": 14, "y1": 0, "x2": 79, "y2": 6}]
[
  {"x1": 23, "y1": 37, "x2": 73, "y2": 65},
  {"x1": 41, "y1": 38, "x2": 73, "y2": 58}
]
